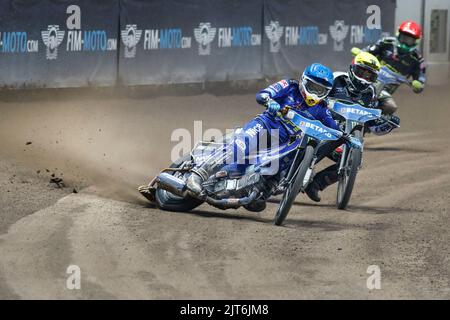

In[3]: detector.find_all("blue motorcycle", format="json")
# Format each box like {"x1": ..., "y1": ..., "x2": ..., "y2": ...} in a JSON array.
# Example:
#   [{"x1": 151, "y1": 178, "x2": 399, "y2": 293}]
[
  {"x1": 375, "y1": 65, "x2": 411, "y2": 92},
  {"x1": 139, "y1": 106, "x2": 347, "y2": 225}
]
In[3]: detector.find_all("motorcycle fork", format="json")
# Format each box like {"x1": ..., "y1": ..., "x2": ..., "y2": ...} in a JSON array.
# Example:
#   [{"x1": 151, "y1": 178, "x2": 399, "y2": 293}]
[
  {"x1": 338, "y1": 119, "x2": 352, "y2": 176},
  {"x1": 286, "y1": 137, "x2": 318, "y2": 189},
  {"x1": 285, "y1": 148, "x2": 302, "y2": 184},
  {"x1": 303, "y1": 152, "x2": 318, "y2": 189},
  {"x1": 284, "y1": 135, "x2": 308, "y2": 184},
  {"x1": 359, "y1": 126, "x2": 365, "y2": 169}
]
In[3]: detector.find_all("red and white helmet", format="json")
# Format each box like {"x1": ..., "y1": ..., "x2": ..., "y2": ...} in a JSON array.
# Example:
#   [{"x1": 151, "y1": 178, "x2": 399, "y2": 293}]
[{"x1": 397, "y1": 20, "x2": 422, "y2": 52}]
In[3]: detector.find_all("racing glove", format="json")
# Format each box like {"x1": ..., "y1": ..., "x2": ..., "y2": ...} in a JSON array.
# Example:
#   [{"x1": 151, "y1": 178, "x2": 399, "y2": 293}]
[
  {"x1": 368, "y1": 115, "x2": 400, "y2": 136},
  {"x1": 267, "y1": 100, "x2": 281, "y2": 116},
  {"x1": 389, "y1": 115, "x2": 401, "y2": 126},
  {"x1": 412, "y1": 80, "x2": 424, "y2": 93},
  {"x1": 258, "y1": 92, "x2": 270, "y2": 104}
]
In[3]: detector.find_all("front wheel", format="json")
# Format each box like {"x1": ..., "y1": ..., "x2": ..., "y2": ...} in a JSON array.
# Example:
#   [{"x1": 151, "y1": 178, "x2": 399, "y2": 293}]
[
  {"x1": 274, "y1": 145, "x2": 315, "y2": 226},
  {"x1": 336, "y1": 131, "x2": 363, "y2": 210},
  {"x1": 155, "y1": 155, "x2": 203, "y2": 212}
]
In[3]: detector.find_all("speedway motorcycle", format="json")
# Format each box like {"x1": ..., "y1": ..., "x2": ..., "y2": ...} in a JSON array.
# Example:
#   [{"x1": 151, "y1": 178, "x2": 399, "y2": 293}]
[
  {"x1": 374, "y1": 64, "x2": 413, "y2": 99},
  {"x1": 139, "y1": 106, "x2": 350, "y2": 226},
  {"x1": 329, "y1": 100, "x2": 399, "y2": 209}
]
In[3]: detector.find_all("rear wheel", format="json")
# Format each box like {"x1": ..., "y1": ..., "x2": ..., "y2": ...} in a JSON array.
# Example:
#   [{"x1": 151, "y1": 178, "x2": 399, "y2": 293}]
[
  {"x1": 336, "y1": 130, "x2": 362, "y2": 210},
  {"x1": 155, "y1": 155, "x2": 203, "y2": 212},
  {"x1": 274, "y1": 145, "x2": 314, "y2": 226}
]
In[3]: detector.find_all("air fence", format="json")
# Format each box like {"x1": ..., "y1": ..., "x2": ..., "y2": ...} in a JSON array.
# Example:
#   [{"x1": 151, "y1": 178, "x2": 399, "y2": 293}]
[{"x1": 0, "y1": 0, "x2": 395, "y2": 88}]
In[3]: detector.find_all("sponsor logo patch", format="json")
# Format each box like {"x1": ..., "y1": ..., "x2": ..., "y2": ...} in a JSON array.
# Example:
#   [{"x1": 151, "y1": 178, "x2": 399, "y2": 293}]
[{"x1": 278, "y1": 80, "x2": 289, "y2": 88}]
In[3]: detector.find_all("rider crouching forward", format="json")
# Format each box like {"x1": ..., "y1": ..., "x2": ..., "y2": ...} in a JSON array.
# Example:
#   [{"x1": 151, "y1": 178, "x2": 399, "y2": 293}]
[
  {"x1": 186, "y1": 63, "x2": 361, "y2": 200},
  {"x1": 365, "y1": 20, "x2": 426, "y2": 116},
  {"x1": 305, "y1": 52, "x2": 398, "y2": 202}
]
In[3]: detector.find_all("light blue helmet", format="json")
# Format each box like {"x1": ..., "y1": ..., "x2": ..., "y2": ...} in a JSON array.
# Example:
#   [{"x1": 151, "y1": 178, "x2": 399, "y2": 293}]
[{"x1": 300, "y1": 63, "x2": 334, "y2": 106}]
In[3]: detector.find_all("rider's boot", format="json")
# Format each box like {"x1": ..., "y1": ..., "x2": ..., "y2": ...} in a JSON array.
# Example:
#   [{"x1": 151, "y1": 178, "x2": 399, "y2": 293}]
[
  {"x1": 305, "y1": 164, "x2": 339, "y2": 202},
  {"x1": 244, "y1": 200, "x2": 267, "y2": 212},
  {"x1": 186, "y1": 144, "x2": 237, "y2": 195},
  {"x1": 305, "y1": 181, "x2": 322, "y2": 202},
  {"x1": 186, "y1": 167, "x2": 210, "y2": 195},
  {"x1": 138, "y1": 184, "x2": 157, "y2": 202}
]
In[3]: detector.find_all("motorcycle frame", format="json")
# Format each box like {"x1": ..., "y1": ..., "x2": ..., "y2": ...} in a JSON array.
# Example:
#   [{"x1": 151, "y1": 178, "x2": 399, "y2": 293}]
[
  {"x1": 282, "y1": 133, "x2": 325, "y2": 191},
  {"x1": 338, "y1": 119, "x2": 364, "y2": 176}
]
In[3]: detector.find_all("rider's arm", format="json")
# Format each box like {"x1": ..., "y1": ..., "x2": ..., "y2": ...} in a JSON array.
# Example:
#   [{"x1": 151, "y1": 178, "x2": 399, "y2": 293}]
[
  {"x1": 410, "y1": 51, "x2": 426, "y2": 93},
  {"x1": 256, "y1": 79, "x2": 291, "y2": 105},
  {"x1": 411, "y1": 54, "x2": 426, "y2": 92},
  {"x1": 319, "y1": 104, "x2": 340, "y2": 131},
  {"x1": 365, "y1": 38, "x2": 384, "y2": 58},
  {"x1": 368, "y1": 115, "x2": 400, "y2": 136},
  {"x1": 366, "y1": 86, "x2": 379, "y2": 109}
]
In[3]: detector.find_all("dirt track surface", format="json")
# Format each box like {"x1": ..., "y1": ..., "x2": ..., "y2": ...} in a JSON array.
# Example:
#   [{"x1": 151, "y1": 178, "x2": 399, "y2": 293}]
[{"x1": 0, "y1": 85, "x2": 449, "y2": 299}]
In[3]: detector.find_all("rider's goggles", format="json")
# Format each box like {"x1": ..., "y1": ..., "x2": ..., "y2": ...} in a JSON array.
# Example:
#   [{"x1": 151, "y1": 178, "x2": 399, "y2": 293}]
[
  {"x1": 302, "y1": 77, "x2": 331, "y2": 98},
  {"x1": 351, "y1": 64, "x2": 378, "y2": 83},
  {"x1": 398, "y1": 32, "x2": 418, "y2": 47}
]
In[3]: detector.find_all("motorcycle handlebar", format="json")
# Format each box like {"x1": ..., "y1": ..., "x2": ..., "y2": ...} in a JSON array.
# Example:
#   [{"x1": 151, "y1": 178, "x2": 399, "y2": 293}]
[
  {"x1": 263, "y1": 103, "x2": 290, "y2": 117},
  {"x1": 280, "y1": 105, "x2": 290, "y2": 116}
]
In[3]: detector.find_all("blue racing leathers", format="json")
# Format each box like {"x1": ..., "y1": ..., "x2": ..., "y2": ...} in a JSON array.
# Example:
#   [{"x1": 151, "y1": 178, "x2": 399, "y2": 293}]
[
  {"x1": 232, "y1": 79, "x2": 339, "y2": 167},
  {"x1": 254, "y1": 78, "x2": 338, "y2": 140}
]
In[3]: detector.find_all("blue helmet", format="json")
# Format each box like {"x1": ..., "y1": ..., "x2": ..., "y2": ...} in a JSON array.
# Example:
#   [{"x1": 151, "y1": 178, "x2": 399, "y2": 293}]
[{"x1": 300, "y1": 63, "x2": 334, "y2": 106}]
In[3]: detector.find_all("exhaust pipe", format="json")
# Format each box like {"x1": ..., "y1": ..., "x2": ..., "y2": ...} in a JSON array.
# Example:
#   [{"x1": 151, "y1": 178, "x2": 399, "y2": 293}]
[
  {"x1": 156, "y1": 172, "x2": 260, "y2": 209},
  {"x1": 205, "y1": 190, "x2": 259, "y2": 209},
  {"x1": 156, "y1": 172, "x2": 188, "y2": 197}
]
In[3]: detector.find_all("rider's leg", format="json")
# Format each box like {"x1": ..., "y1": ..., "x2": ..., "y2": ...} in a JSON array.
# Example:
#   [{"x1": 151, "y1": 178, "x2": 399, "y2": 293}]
[
  {"x1": 305, "y1": 163, "x2": 339, "y2": 202},
  {"x1": 304, "y1": 140, "x2": 343, "y2": 202},
  {"x1": 186, "y1": 117, "x2": 286, "y2": 194},
  {"x1": 315, "y1": 139, "x2": 344, "y2": 163},
  {"x1": 377, "y1": 91, "x2": 398, "y2": 115}
]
